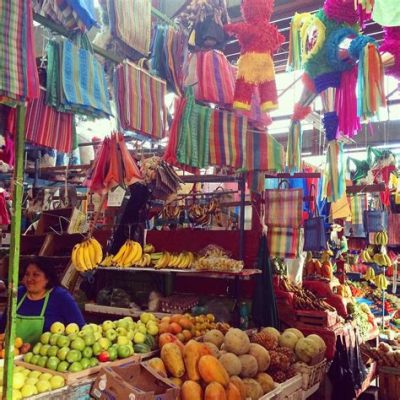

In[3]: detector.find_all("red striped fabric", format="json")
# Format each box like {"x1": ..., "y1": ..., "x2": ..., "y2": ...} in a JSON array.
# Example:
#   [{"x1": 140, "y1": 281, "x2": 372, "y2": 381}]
[{"x1": 25, "y1": 89, "x2": 73, "y2": 153}]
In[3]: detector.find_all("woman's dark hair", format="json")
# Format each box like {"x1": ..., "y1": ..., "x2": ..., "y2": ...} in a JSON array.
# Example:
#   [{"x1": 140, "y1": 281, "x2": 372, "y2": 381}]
[{"x1": 22, "y1": 257, "x2": 60, "y2": 289}]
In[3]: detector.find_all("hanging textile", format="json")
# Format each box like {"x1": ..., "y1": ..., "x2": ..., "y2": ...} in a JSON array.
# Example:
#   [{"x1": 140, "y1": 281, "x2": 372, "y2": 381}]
[
  {"x1": 115, "y1": 61, "x2": 167, "y2": 140},
  {"x1": 322, "y1": 141, "x2": 346, "y2": 202},
  {"x1": 25, "y1": 90, "x2": 73, "y2": 153},
  {"x1": 345, "y1": 194, "x2": 368, "y2": 237},
  {"x1": 150, "y1": 25, "x2": 188, "y2": 96},
  {"x1": 208, "y1": 109, "x2": 247, "y2": 169},
  {"x1": 46, "y1": 38, "x2": 112, "y2": 118},
  {"x1": 108, "y1": 0, "x2": 152, "y2": 57},
  {"x1": 0, "y1": 191, "x2": 10, "y2": 225},
  {"x1": 0, "y1": 0, "x2": 40, "y2": 104},
  {"x1": 34, "y1": 0, "x2": 97, "y2": 31}
]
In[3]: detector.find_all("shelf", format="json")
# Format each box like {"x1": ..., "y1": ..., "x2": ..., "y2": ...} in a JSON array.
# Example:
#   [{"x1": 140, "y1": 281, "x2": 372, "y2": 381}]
[
  {"x1": 84, "y1": 304, "x2": 170, "y2": 318},
  {"x1": 97, "y1": 267, "x2": 262, "y2": 280},
  {"x1": 346, "y1": 183, "x2": 386, "y2": 194}
]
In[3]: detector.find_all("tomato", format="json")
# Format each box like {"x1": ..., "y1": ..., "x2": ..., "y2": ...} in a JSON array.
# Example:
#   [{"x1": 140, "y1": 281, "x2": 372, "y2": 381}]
[{"x1": 98, "y1": 351, "x2": 110, "y2": 362}]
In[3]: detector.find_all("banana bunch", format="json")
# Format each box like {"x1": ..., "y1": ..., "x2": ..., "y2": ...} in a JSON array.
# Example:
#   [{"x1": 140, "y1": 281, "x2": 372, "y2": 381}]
[
  {"x1": 374, "y1": 274, "x2": 388, "y2": 290},
  {"x1": 373, "y1": 253, "x2": 392, "y2": 266},
  {"x1": 364, "y1": 267, "x2": 376, "y2": 282},
  {"x1": 135, "y1": 253, "x2": 152, "y2": 267},
  {"x1": 111, "y1": 240, "x2": 143, "y2": 268},
  {"x1": 153, "y1": 252, "x2": 194, "y2": 269},
  {"x1": 144, "y1": 243, "x2": 155, "y2": 253},
  {"x1": 374, "y1": 231, "x2": 388, "y2": 245},
  {"x1": 100, "y1": 254, "x2": 113, "y2": 267},
  {"x1": 71, "y1": 237, "x2": 103, "y2": 272},
  {"x1": 361, "y1": 250, "x2": 373, "y2": 263},
  {"x1": 153, "y1": 252, "x2": 172, "y2": 269}
]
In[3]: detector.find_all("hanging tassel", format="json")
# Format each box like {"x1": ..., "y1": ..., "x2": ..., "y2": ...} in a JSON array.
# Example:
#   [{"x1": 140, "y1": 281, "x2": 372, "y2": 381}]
[
  {"x1": 355, "y1": 0, "x2": 374, "y2": 28},
  {"x1": 357, "y1": 43, "x2": 386, "y2": 121},
  {"x1": 287, "y1": 13, "x2": 311, "y2": 71},
  {"x1": 335, "y1": 66, "x2": 360, "y2": 137},
  {"x1": 286, "y1": 120, "x2": 302, "y2": 173},
  {"x1": 323, "y1": 141, "x2": 345, "y2": 202}
]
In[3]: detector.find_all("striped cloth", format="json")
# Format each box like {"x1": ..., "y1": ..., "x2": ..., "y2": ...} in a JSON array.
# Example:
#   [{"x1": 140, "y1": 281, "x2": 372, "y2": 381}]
[
  {"x1": 25, "y1": 90, "x2": 73, "y2": 153},
  {"x1": 115, "y1": 61, "x2": 167, "y2": 139},
  {"x1": 0, "y1": 0, "x2": 39, "y2": 103},
  {"x1": 267, "y1": 226, "x2": 300, "y2": 258},
  {"x1": 209, "y1": 110, "x2": 247, "y2": 169},
  {"x1": 108, "y1": 0, "x2": 151, "y2": 56},
  {"x1": 246, "y1": 130, "x2": 285, "y2": 172}
]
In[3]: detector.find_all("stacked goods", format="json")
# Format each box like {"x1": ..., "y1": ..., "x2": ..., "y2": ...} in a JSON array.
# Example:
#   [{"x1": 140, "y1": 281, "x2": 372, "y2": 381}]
[
  {"x1": 23, "y1": 316, "x2": 159, "y2": 373},
  {"x1": 361, "y1": 247, "x2": 392, "y2": 266},
  {"x1": 152, "y1": 252, "x2": 195, "y2": 270},
  {"x1": 305, "y1": 252, "x2": 333, "y2": 280},
  {"x1": 279, "y1": 278, "x2": 336, "y2": 312},
  {"x1": 194, "y1": 245, "x2": 244, "y2": 273},
  {"x1": 157, "y1": 314, "x2": 230, "y2": 344},
  {"x1": 362, "y1": 342, "x2": 400, "y2": 367},
  {"x1": 100, "y1": 239, "x2": 143, "y2": 268},
  {"x1": 1, "y1": 365, "x2": 65, "y2": 399},
  {"x1": 71, "y1": 237, "x2": 103, "y2": 272},
  {"x1": 159, "y1": 297, "x2": 199, "y2": 314},
  {"x1": 347, "y1": 303, "x2": 375, "y2": 341},
  {"x1": 0, "y1": 335, "x2": 31, "y2": 358}
]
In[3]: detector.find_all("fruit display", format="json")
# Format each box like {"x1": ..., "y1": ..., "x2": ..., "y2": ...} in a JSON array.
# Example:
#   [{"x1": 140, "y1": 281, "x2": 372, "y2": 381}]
[
  {"x1": 22, "y1": 316, "x2": 158, "y2": 373},
  {"x1": 371, "y1": 231, "x2": 389, "y2": 246},
  {"x1": 71, "y1": 237, "x2": 103, "y2": 272},
  {"x1": 194, "y1": 245, "x2": 244, "y2": 273},
  {"x1": 159, "y1": 295, "x2": 199, "y2": 313},
  {"x1": 361, "y1": 342, "x2": 400, "y2": 367},
  {"x1": 157, "y1": 313, "x2": 230, "y2": 343},
  {"x1": 361, "y1": 247, "x2": 392, "y2": 267},
  {"x1": 305, "y1": 252, "x2": 333, "y2": 280},
  {"x1": 0, "y1": 335, "x2": 31, "y2": 358},
  {"x1": 101, "y1": 239, "x2": 143, "y2": 268},
  {"x1": 0, "y1": 365, "x2": 66, "y2": 399},
  {"x1": 347, "y1": 303, "x2": 375, "y2": 341},
  {"x1": 152, "y1": 251, "x2": 195, "y2": 269},
  {"x1": 279, "y1": 277, "x2": 336, "y2": 312}
]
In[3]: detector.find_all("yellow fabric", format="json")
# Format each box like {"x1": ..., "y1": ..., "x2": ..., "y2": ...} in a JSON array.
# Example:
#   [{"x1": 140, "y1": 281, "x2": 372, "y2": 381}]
[
  {"x1": 233, "y1": 100, "x2": 251, "y2": 110},
  {"x1": 261, "y1": 101, "x2": 278, "y2": 112},
  {"x1": 331, "y1": 192, "x2": 352, "y2": 221},
  {"x1": 301, "y1": 16, "x2": 326, "y2": 63},
  {"x1": 237, "y1": 52, "x2": 275, "y2": 84}
]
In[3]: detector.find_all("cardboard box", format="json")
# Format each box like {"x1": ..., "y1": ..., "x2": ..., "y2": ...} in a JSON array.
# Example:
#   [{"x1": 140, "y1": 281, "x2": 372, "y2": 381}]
[{"x1": 91, "y1": 361, "x2": 179, "y2": 400}]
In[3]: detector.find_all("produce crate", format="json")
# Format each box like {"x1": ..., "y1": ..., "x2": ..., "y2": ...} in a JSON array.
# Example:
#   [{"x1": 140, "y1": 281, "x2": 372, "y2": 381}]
[
  {"x1": 261, "y1": 374, "x2": 302, "y2": 400},
  {"x1": 16, "y1": 354, "x2": 141, "y2": 385},
  {"x1": 295, "y1": 310, "x2": 337, "y2": 328},
  {"x1": 29, "y1": 386, "x2": 69, "y2": 399},
  {"x1": 378, "y1": 366, "x2": 400, "y2": 400},
  {"x1": 294, "y1": 359, "x2": 327, "y2": 391}
]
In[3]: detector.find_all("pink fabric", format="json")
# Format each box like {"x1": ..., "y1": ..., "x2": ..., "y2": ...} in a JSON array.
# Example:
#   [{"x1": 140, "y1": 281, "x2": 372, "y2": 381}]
[{"x1": 323, "y1": 0, "x2": 359, "y2": 24}]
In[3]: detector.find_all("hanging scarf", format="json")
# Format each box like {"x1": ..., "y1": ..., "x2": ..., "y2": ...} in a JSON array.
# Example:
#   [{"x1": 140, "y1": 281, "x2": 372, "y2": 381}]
[{"x1": 323, "y1": 140, "x2": 345, "y2": 202}]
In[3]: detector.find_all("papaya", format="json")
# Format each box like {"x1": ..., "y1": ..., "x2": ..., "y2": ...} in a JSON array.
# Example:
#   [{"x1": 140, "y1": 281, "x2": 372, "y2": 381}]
[
  {"x1": 170, "y1": 377, "x2": 183, "y2": 387},
  {"x1": 183, "y1": 339, "x2": 210, "y2": 381},
  {"x1": 205, "y1": 382, "x2": 227, "y2": 400},
  {"x1": 321, "y1": 261, "x2": 332, "y2": 279},
  {"x1": 181, "y1": 380, "x2": 203, "y2": 400},
  {"x1": 313, "y1": 260, "x2": 322, "y2": 275},
  {"x1": 161, "y1": 343, "x2": 185, "y2": 377},
  {"x1": 230, "y1": 376, "x2": 246, "y2": 400},
  {"x1": 226, "y1": 382, "x2": 241, "y2": 400},
  {"x1": 148, "y1": 357, "x2": 167, "y2": 377},
  {"x1": 198, "y1": 355, "x2": 230, "y2": 387},
  {"x1": 305, "y1": 260, "x2": 315, "y2": 276},
  {"x1": 159, "y1": 333, "x2": 184, "y2": 351}
]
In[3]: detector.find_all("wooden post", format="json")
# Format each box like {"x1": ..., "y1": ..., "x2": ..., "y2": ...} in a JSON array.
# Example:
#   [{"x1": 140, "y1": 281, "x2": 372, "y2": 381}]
[{"x1": 2, "y1": 105, "x2": 26, "y2": 399}]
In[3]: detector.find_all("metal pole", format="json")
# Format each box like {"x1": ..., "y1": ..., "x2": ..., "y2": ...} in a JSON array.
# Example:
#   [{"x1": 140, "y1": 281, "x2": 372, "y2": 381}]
[
  {"x1": 3, "y1": 106, "x2": 26, "y2": 399},
  {"x1": 239, "y1": 173, "x2": 246, "y2": 260}
]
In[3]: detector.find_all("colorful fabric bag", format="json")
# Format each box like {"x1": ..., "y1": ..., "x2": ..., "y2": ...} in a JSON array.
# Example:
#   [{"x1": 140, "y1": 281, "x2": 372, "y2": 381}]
[
  {"x1": 267, "y1": 226, "x2": 300, "y2": 258},
  {"x1": 363, "y1": 203, "x2": 388, "y2": 233},
  {"x1": 345, "y1": 194, "x2": 368, "y2": 237}
]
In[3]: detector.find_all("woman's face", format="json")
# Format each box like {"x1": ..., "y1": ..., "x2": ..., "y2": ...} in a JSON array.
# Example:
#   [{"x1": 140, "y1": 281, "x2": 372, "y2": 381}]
[{"x1": 23, "y1": 264, "x2": 48, "y2": 294}]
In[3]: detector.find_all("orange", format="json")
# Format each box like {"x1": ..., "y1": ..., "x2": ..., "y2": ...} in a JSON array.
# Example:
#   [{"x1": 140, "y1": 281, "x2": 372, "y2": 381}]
[
  {"x1": 169, "y1": 322, "x2": 183, "y2": 334},
  {"x1": 14, "y1": 348, "x2": 20, "y2": 356},
  {"x1": 14, "y1": 337, "x2": 23, "y2": 349},
  {"x1": 0, "y1": 349, "x2": 5, "y2": 359},
  {"x1": 171, "y1": 314, "x2": 183, "y2": 323}
]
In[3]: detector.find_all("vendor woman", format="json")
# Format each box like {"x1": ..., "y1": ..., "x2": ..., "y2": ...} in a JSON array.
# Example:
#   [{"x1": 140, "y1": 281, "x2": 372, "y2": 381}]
[{"x1": 0, "y1": 257, "x2": 85, "y2": 344}]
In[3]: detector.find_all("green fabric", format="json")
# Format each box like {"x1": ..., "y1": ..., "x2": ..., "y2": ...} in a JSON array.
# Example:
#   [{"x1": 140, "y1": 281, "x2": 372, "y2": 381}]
[{"x1": 16, "y1": 290, "x2": 51, "y2": 345}]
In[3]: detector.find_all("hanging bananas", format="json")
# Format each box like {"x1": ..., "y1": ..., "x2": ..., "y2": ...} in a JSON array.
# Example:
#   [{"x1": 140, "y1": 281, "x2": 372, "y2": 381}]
[
  {"x1": 374, "y1": 231, "x2": 388, "y2": 246},
  {"x1": 71, "y1": 237, "x2": 103, "y2": 272},
  {"x1": 361, "y1": 250, "x2": 373, "y2": 263},
  {"x1": 111, "y1": 240, "x2": 143, "y2": 267},
  {"x1": 364, "y1": 267, "x2": 376, "y2": 282},
  {"x1": 374, "y1": 274, "x2": 388, "y2": 290},
  {"x1": 372, "y1": 253, "x2": 392, "y2": 267}
]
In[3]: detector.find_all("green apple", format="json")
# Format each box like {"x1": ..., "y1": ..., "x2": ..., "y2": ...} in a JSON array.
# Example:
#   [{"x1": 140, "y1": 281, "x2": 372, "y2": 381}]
[
  {"x1": 127, "y1": 344, "x2": 134, "y2": 356},
  {"x1": 94, "y1": 331, "x2": 102, "y2": 341},
  {"x1": 39, "y1": 344, "x2": 50, "y2": 357},
  {"x1": 117, "y1": 345, "x2": 131, "y2": 359},
  {"x1": 105, "y1": 329, "x2": 118, "y2": 342},
  {"x1": 48, "y1": 345, "x2": 59, "y2": 357},
  {"x1": 32, "y1": 342, "x2": 42, "y2": 355},
  {"x1": 66, "y1": 350, "x2": 82, "y2": 363},
  {"x1": 46, "y1": 356, "x2": 60, "y2": 371},
  {"x1": 102, "y1": 320, "x2": 115, "y2": 332},
  {"x1": 36, "y1": 379, "x2": 52, "y2": 393},
  {"x1": 23, "y1": 352, "x2": 33, "y2": 363},
  {"x1": 50, "y1": 322, "x2": 65, "y2": 334},
  {"x1": 49, "y1": 334, "x2": 61, "y2": 346},
  {"x1": 13, "y1": 390, "x2": 22, "y2": 400},
  {"x1": 98, "y1": 337, "x2": 111, "y2": 350},
  {"x1": 137, "y1": 325, "x2": 147, "y2": 335},
  {"x1": 65, "y1": 323, "x2": 80, "y2": 335},
  {"x1": 116, "y1": 319, "x2": 129, "y2": 330},
  {"x1": 20, "y1": 384, "x2": 36, "y2": 398},
  {"x1": 39, "y1": 373, "x2": 53, "y2": 381},
  {"x1": 49, "y1": 375, "x2": 65, "y2": 389},
  {"x1": 134, "y1": 332, "x2": 146, "y2": 344},
  {"x1": 116, "y1": 336, "x2": 130, "y2": 346},
  {"x1": 126, "y1": 330, "x2": 135, "y2": 341},
  {"x1": 40, "y1": 332, "x2": 51, "y2": 345},
  {"x1": 80, "y1": 358, "x2": 90, "y2": 369},
  {"x1": 22, "y1": 369, "x2": 30, "y2": 377},
  {"x1": 57, "y1": 346, "x2": 70, "y2": 361},
  {"x1": 140, "y1": 312, "x2": 151, "y2": 324},
  {"x1": 57, "y1": 361, "x2": 69, "y2": 372},
  {"x1": 108, "y1": 347, "x2": 118, "y2": 361},
  {"x1": 68, "y1": 333, "x2": 78, "y2": 341},
  {"x1": 12, "y1": 373, "x2": 25, "y2": 390},
  {"x1": 116, "y1": 327, "x2": 128, "y2": 336},
  {"x1": 83, "y1": 347, "x2": 93, "y2": 359},
  {"x1": 25, "y1": 377, "x2": 38, "y2": 386},
  {"x1": 89, "y1": 357, "x2": 99, "y2": 367},
  {"x1": 30, "y1": 355, "x2": 40, "y2": 365},
  {"x1": 83, "y1": 334, "x2": 95, "y2": 346},
  {"x1": 71, "y1": 337, "x2": 86, "y2": 351},
  {"x1": 81, "y1": 324, "x2": 95, "y2": 333},
  {"x1": 92, "y1": 342, "x2": 102, "y2": 356},
  {"x1": 68, "y1": 362, "x2": 83, "y2": 373},
  {"x1": 38, "y1": 356, "x2": 48, "y2": 368},
  {"x1": 57, "y1": 335, "x2": 70, "y2": 348},
  {"x1": 28, "y1": 371, "x2": 41, "y2": 379},
  {"x1": 147, "y1": 324, "x2": 159, "y2": 336}
]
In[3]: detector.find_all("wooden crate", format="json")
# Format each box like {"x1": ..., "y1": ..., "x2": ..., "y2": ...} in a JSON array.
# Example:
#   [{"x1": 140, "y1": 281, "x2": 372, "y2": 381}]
[
  {"x1": 295, "y1": 310, "x2": 337, "y2": 328},
  {"x1": 294, "y1": 359, "x2": 327, "y2": 390},
  {"x1": 379, "y1": 366, "x2": 400, "y2": 400},
  {"x1": 261, "y1": 374, "x2": 302, "y2": 400}
]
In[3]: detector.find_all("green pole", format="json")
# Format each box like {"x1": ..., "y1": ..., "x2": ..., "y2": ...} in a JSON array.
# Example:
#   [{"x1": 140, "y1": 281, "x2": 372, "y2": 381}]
[{"x1": 2, "y1": 105, "x2": 26, "y2": 400}]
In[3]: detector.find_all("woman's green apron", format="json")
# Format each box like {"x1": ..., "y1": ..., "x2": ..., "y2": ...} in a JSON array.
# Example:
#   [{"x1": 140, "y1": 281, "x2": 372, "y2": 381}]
[{"x1": 16, "y1": 290, "x2": 52, "y2": 344}]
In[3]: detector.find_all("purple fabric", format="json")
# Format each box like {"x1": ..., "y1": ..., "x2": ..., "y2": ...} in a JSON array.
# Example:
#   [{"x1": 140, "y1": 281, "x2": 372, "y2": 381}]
[
  {"x1": 323, "y1": 111, "x2": 339, "y2": 141},
  {"x1": 314, "y1": 71, "x2": 341, "y2": 93}
]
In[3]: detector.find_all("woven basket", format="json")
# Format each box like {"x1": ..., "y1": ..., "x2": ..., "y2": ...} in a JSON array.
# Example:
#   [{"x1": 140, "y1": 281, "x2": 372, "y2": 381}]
[{"x1": 294, "y1": 359, "x2": 327, "y2": 390}]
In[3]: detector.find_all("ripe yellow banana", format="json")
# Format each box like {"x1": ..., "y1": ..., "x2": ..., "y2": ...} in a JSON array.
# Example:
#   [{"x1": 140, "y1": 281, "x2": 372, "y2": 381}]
[
  {"x1": 71, "y1": 244, "x2": 80, "y2": 270},
  {"x1": 122, "y1": 241, "x2": 143, "y2": 267},
  {"x1": 100, "y1": 254, "x2": 113, "y2": 267},
  {"x1": 112, "y1": 242, "x2": 129, "y2": 265},
  {"x1": 120, "y1": 241, "x2": 134, "y2": 267},
  {"x1": 155, "y1": 252, "x2": 170, "y2": 269},
  {"x1": 89, "y1": 237, "x2": 103, "y2": 265}
]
